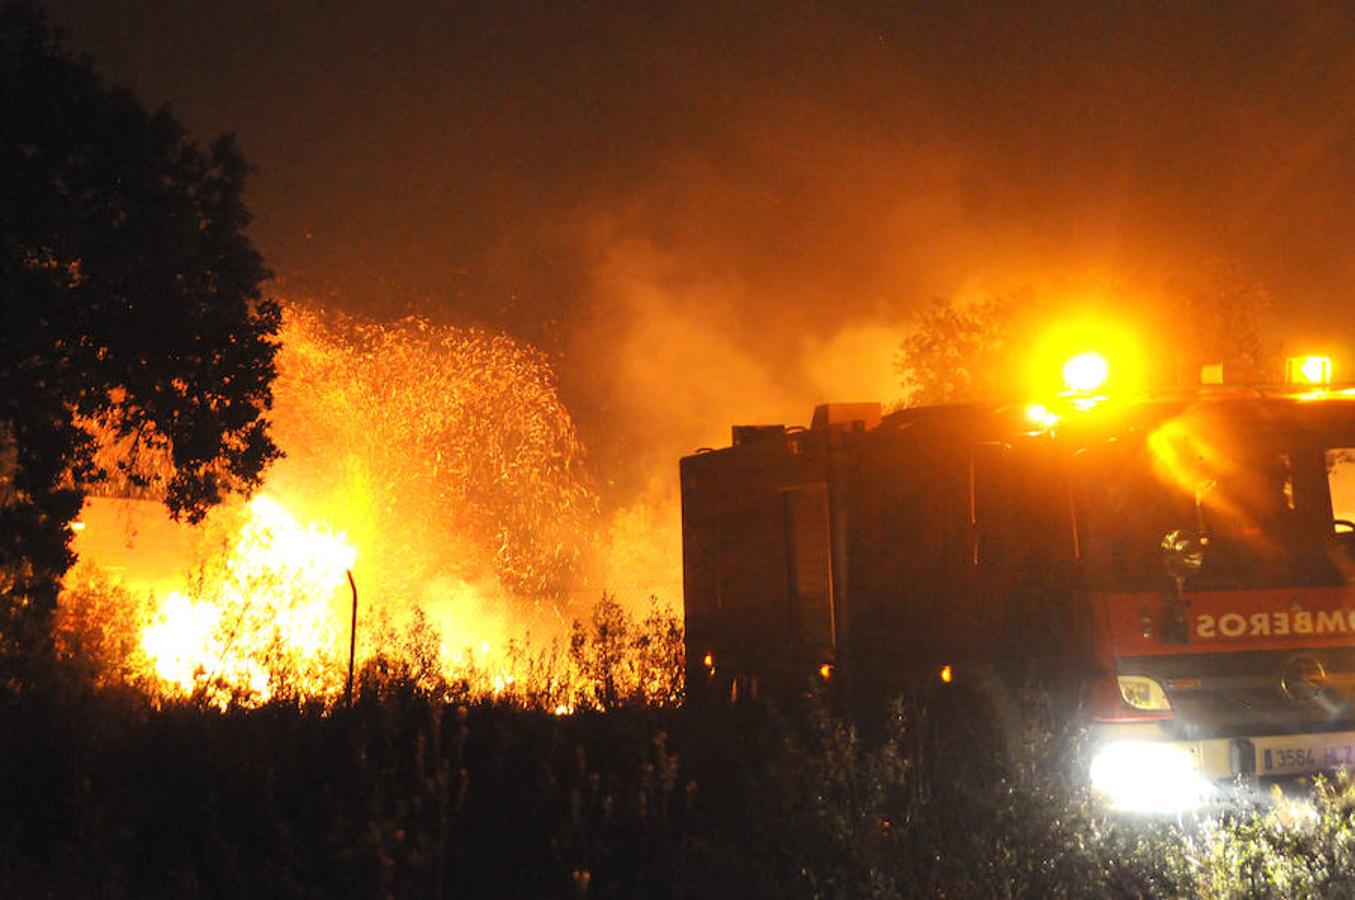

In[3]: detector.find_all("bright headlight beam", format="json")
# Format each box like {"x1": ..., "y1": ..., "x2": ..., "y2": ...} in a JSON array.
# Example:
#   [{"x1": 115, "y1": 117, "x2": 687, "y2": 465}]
[{"x1": 1089, "y1": 740, "x2": 1216, "y2": 815}]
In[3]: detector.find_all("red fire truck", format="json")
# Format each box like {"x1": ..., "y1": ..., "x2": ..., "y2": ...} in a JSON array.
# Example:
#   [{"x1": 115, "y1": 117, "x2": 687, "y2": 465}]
[{"x1": 680, "y1": 355, "x2": 1355, "y2": 812}]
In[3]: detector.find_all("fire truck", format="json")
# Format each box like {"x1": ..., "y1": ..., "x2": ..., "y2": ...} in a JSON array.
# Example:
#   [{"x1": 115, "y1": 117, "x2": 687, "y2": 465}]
[{"x1": 679, "y1": 353, "x2": 1355, "y2": 812}]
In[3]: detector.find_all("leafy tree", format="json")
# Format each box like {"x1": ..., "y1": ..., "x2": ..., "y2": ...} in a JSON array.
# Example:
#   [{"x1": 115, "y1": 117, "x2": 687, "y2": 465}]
[
  {"x1": 894, "y1": 294, "x2": 1027, "y2": 406},
  {"x1": 0, "y1": 4, "x2": 280, "y2": 673},
  {"x1": 1171, "y1": 259, "x2": 1277, "y2": 386}
]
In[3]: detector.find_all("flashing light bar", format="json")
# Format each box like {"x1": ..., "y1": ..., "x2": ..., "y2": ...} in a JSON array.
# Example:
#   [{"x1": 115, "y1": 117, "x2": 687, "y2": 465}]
[
  {"x1": 1286, "y1": 355, "x2": 1332, "y2": 386},
  {"x1": 1027, "y1": 348, "x2": 1347, "y2": 419}
]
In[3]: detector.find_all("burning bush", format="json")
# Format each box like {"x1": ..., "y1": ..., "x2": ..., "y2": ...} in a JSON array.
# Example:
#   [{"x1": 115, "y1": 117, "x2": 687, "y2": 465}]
[
  {"x1": 568, "y1": 595, "x2": 684, "y2": 711},
  {"x1": 52, "y1": 563, "x2": 151, "y2": 692}
]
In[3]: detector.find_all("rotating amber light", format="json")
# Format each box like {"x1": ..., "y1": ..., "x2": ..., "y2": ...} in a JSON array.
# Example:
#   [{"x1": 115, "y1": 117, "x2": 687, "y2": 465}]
[{"x1": 1062, "y1": 352, "x2": 1110, "y2": 393}]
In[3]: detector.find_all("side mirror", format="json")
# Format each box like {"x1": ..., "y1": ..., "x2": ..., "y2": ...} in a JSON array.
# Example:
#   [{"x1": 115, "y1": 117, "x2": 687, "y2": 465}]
[{"x1": 1161, "y1": 528, "x2": 1208, "y2": 581}]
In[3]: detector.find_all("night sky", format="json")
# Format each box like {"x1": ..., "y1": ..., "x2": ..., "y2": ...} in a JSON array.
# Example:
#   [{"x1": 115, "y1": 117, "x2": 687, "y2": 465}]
[{"x1": 40, "y1": 1, "x2": 1355, "y2": 493}]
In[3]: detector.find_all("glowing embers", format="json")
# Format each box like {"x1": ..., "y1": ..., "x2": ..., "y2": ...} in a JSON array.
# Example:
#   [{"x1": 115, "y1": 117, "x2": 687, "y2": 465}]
[
  {"x1": 270, "y1": 305, "x2": 596, "y2": 602},
  {"x1": 1089, "y1": 740, "x2": 1217, "y2": 814},
  {"x1": 137, "y1": 494, "x2": 357, "y2": 705}
]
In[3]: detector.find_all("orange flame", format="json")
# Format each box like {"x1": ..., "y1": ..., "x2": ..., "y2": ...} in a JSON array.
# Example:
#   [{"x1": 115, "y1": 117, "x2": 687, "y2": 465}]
[
  {"x1": 62, "y1": 303, "x2": 683, "y2": 709},
  {"x1": 138, "y1": 494, "x2": 356, "y2": 704}
]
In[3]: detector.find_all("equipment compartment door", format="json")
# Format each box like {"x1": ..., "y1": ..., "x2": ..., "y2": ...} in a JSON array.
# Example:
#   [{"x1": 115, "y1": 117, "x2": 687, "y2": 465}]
[{"x1": 783, "y1": 483, "x2": 836, "y2": 661}]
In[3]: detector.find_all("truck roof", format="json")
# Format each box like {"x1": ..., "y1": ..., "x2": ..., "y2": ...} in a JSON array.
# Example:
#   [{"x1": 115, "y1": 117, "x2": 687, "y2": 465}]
[{"x1": 698, "y1": 388, "x2": 1355, "y2": 457}]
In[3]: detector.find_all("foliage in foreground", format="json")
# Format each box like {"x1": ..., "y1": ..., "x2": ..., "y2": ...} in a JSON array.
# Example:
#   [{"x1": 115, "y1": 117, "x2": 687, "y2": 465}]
[
  {"x1": 1192, "y1": 773, "x2": 1355, "y2": 900},
  {"x1": 8, "y1": 657, "x2": 1355, "y2": 899},
  {"x1": 10, "y1": 595, "x2": 1355, "y2": 897}
]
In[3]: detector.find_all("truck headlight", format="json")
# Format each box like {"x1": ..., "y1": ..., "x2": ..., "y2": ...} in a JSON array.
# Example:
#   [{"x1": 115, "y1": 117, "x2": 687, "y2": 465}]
[
  {"x1": 1089, "y1": 740, "x2": 1215, "y2": 814},
  {"x1": 1118, "y1": 675, "x2": 1172, "y2": 711}
]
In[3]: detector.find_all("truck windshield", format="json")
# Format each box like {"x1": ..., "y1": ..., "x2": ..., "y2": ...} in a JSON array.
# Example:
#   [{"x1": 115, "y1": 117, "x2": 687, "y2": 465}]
[{"x1": 1074, "y1": 415, "x2": 1355, "y2": 592}]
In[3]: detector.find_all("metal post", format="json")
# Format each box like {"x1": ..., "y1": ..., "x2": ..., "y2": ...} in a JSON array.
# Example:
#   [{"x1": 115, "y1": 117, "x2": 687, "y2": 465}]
[{"x1": 345, "y1": 569, "x2": 358, "y2": 706}]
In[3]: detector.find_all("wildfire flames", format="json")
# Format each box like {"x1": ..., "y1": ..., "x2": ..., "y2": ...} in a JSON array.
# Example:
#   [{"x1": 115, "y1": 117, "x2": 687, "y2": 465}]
[
  {"x1": 138, "y1": 494, "x2": 357, "y2": 704},
  {"x1": 61, "y1": 303, "x2": 682, "y2": 708}
]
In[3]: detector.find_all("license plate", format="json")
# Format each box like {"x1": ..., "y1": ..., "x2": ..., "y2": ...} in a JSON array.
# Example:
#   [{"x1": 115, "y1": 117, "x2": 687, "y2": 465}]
[{"x1": 1261, "y1": 745, "x2": 1355, "y2": 774}]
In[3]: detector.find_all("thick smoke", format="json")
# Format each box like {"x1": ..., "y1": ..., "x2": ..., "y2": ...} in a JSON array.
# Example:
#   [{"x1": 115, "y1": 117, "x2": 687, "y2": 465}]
[{"x1": 44, "y1": 1, "x2": 1355, "y2": 610}]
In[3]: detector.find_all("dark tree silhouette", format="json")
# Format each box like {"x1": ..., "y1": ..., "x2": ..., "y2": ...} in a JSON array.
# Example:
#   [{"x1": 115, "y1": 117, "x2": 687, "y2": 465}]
[
  {"x1": 1173, "y1": 260, "x2": 1277, "y2": 386},
  {"x1": 895, "y1": 296, "x2": 1018, "y2": 407},
  {"x1": 0, "y1": 4, "x2": 280, "y2": 672}
]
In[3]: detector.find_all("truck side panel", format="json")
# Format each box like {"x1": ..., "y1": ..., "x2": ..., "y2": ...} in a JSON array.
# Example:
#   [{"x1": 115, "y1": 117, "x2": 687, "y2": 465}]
[
  {"x1": 843, "y1": 435, "x2": 974, "y2": 693},
  {"x1": 680, "y1": 434, "x2": 834, "y2": 699}
]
